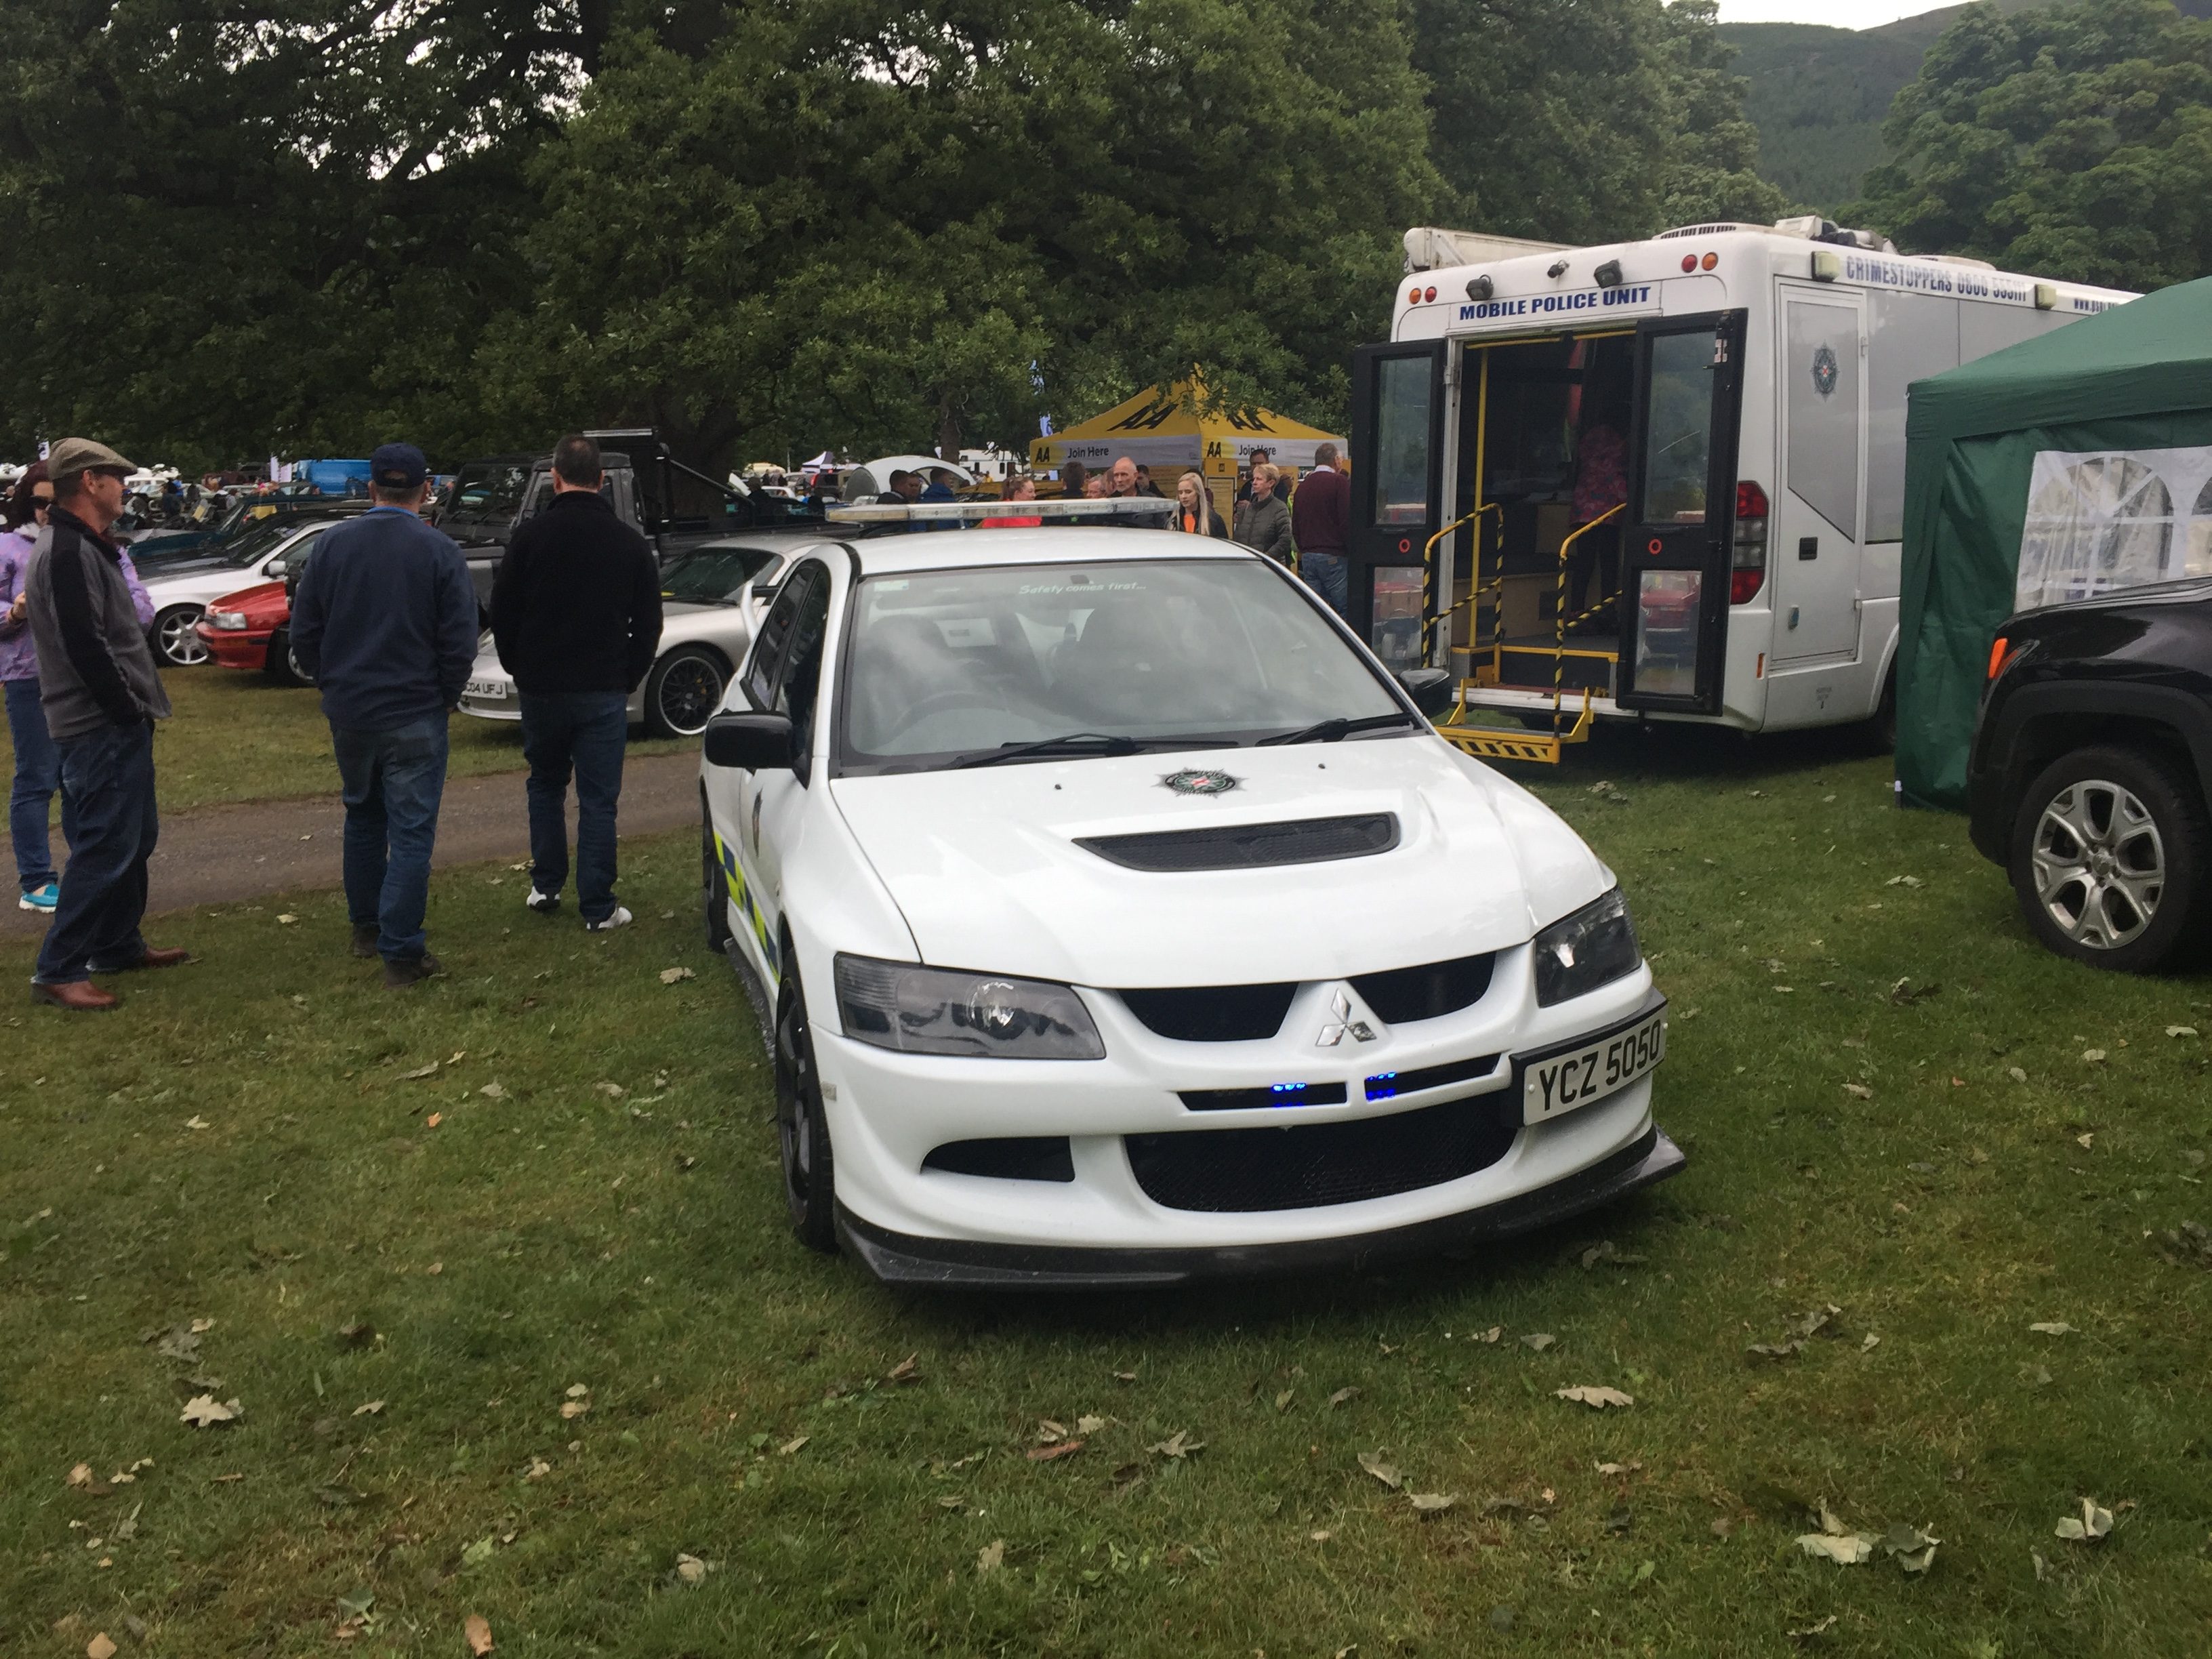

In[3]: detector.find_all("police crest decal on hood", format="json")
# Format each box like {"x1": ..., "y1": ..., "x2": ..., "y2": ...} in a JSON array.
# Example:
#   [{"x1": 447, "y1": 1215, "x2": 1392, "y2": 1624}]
[{"x1": 1161, "y1": 767, "x2": 1241, "y2": 797}]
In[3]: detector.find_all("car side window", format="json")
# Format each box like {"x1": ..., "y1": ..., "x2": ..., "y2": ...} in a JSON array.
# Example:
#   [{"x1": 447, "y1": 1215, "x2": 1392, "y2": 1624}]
[
  {"x1": 745, "y1": 565, "x2": 817, "y2": 710},
  {"x1": 269, "y1": 529, "x2": 323, "y2": 577},
  {"x1": 774, "y1": 567, "x2": 833, "y2": 786}
]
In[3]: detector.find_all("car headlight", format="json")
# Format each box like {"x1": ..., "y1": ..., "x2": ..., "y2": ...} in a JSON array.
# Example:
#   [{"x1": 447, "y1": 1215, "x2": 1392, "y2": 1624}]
[
  {"x1": 832, "y1": 954, "x2": 1105, "y2": 1059},
  {"x1": 206, "y1": 611, "x2": 249, "y2": 630},
  {"x1": 1532, "y1": 888, "x2": 1641, "y2": 1007}
]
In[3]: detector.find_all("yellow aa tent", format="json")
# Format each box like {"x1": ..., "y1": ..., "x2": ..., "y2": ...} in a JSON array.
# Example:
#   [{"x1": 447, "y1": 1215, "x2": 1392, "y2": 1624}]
[{"x1": 1030, "y1": 377, "x2": 1344, "y2": 503}]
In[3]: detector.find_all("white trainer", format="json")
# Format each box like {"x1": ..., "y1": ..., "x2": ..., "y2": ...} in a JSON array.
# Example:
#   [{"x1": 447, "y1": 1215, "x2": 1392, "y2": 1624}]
[
  {"x1": 523, "y1": 888, "x2": 560, "y2": 914},
  {"x1": 584, "y1": 905, "x2": 633, "y2": 932}
]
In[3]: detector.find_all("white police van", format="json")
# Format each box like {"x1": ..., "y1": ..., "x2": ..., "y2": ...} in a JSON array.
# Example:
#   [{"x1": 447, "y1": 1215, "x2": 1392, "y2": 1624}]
[{"x1": 1346, "y1": 221, "x2": 2133, "y2": 749}]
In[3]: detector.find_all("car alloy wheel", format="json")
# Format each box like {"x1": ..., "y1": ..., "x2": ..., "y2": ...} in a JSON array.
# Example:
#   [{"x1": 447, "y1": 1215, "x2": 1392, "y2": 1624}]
[
  {"x1": 2031, "y1": 778, "x2": 2163, "y2": 949},
  {"x1": 647, "y1": 647, "x2": 726, "y2": 738},
  {"x1": 2009, "y1": 745, "x2": 2210, "y2": 973},
  {"x1": 155, "y1": 606, "x2": 210, "y2": 668},
  {"x1": 773, "y1": 966, "x2": 838, "y2": 1253}
]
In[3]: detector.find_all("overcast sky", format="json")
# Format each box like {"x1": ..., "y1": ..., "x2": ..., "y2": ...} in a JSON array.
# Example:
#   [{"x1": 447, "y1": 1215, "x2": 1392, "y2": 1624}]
[{"x1": 1715, "y1": 0, "x2": 1943, "y2": 22}]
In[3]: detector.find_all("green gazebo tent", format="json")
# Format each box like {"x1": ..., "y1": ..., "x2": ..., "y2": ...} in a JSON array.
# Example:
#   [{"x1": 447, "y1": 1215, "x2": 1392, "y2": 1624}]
[{"x1": 1898, "y1": 276, "x2": 2212, "y2": 809}]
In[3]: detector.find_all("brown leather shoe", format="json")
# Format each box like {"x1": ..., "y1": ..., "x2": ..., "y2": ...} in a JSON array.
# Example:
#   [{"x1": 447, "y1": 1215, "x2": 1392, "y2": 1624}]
[
  {"x1": 92, "y1": 946, "x2": 192, "y2": 972},
  {"x1": 33, "y1": 980, "x2": 119, "y2": 1011}
]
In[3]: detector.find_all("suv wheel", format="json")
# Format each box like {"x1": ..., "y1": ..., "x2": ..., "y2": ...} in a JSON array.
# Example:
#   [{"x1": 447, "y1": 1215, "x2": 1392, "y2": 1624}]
[
  {"x1": 773, "y1": 962, "x2": 838, "y2": 1252},
  {"x1": 154, "y1": 605, "x2": 209, "y2": 668},
  {"x1": 645, "y1": 647, "x2": 726, "y2": 739},
  {"x1": 2008, "y1": 745, "x2": 2210, "y2": 972}
]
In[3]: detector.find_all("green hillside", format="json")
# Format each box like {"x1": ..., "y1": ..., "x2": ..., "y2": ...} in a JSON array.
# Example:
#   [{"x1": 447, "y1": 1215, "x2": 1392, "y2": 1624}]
[{"x1": 1718, "y1": 5, "x2": 2016, "y2": 213}]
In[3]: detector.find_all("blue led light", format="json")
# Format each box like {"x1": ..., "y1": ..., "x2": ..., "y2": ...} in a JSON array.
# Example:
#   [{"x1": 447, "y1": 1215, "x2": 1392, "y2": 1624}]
[{"x1": 1365, "y1": 1071, "x2": 1399, "y2": 1103}]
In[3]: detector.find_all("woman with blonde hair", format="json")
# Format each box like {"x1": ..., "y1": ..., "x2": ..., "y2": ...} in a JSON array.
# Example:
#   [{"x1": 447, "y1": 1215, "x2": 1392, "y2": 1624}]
[{"x1": 1170, "y1": 470, "x2": 1227, "y2": 538}]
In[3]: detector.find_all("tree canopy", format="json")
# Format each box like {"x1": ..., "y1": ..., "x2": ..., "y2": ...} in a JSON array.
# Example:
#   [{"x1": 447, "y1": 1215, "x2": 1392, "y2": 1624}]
[
  {"x1": 1851, "y1": 0, "x2": 2212, "y2": 291},
  {"x1": 0, "y1": 0, "x2": 1783, "y2": 470}
]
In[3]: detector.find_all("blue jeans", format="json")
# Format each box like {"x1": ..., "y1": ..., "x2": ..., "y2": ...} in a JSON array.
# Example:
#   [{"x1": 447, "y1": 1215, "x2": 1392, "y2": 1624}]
[
  {"x1": 6, "y1": 676, "x2": 64, "y2": 892},
  {"x1": 1300, "y1": 550, "x2": 1351, "y2": 619},
  {"x1": 331, "y1": 715, "x2": 449, "y2": 962},
  {"x1": 35, "y1": 720, "x2": 157, "y2": 984},
  {"x1": 520, "y1": 691, "x2": 628, "y2": 922}
]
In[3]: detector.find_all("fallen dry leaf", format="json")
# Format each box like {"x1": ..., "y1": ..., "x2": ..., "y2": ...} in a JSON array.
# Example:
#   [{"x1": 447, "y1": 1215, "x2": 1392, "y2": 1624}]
[
  {"x1": 1787, "y1": 1614, "x2": 1839, "y2": 1638},
  {"x1": 1555, "y1": 1385, "x2": 1633, "y2": 1409},
  {"x1": 479, "y1": 1082, "x2": 507, "y2": 1101},
  {"x1": 778, "y1": 1434, "x2": 808, "y2": 1456},
  {"x1": 977, "y1": 1538, "x2": 1005, "y2": 1573},
  {"x1": 276, "y1": 913, "x2": 298, "y2": 924},
  {"x1": 183, "y1": 1116, "x2": 210, "y2": 1131},
  {"x1": 1075, "y1": 1414, "x2": 1106, "y2": 1435},
  {"x1": 180, "y1": 1394, "x2": 241, "y2": 1428},
  {"x1": 425, "y1": 1113, "x2": 442, "y2": 1129},
  {"x1": 558, "y1": 1399, "x2": 589, "y2": 1420},
  {"x1": 1595, "y1": 1460, "x2": 1643, "y2": 1476},
  {"x1": 1147, "y1": 1429, "x2": 1203, "y2": 1460},
  {"x1": 2054, "y1": 1497, "x2": 2114, "y2": 1542},
  {"x1": 352, "y1": 1400, "x2": 384, "y2": 1417},
  {"x1": 1026, "y1": 1438, "x2": 1085, "y2": 1462},
  {"x1": 1357, "y1": 1451, "x2": 1403, "y2": 1490},
  {"x1": 2083, "y1": 1048, "x2": 2106, "y2": 1063},
  {"x1": 885, "y1": 1354, "x2": 920, "y2": 1385},
  {"x1": 1328, "y1": 1387, "x2": 1361, "y2": 1408},
  {"x1": 464, "y1": 1613, "x2": 494, "y2": 1655},
  {"x1": 2029, "y1": 1322, "x2": 2076, "y2": 1336},
  {"x1": 1841, "y1": 1083, "x2": 1874, "y2": 1100},
  {"x1": 674, "y1": 1554, "x2": 708, "y2": 1586},
  {"x1": 1519, "y1": 1332, "x2": 1556, "y2": 1351},
  {"x1": 2169, "y1": 1025, "x2": 2200, "y2": 1039},
  {"x1": 87, "y1": 1636, "x2": 119, "y2": 1659},
  {"x1": 659, "y1": 966, "x2": 695, "y2": 985},
  {"x1": 1795, "y1": 1530, "x2": 1874, "y2": 1565},
  {"x1": 66, "y1": 1462, "x2": 98, "y2": 1489},
  {"x1": 1408, "y1": 1492, "x2": 1456, "y2": 1515},
  {"x1": 402, "y1": 1062, "x2": 439, "y2": 1080}
]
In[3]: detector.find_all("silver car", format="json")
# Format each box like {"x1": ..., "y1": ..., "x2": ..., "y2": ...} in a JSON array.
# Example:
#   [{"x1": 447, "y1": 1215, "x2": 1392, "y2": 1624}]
[{"x1": 459, "y1": 536, "x2": 811, "y2": 737}]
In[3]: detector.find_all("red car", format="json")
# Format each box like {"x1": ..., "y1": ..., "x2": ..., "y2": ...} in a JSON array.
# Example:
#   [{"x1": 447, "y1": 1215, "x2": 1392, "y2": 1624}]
[{"x1": 195, "y1": 579, "x2": 309, "y2": 684}]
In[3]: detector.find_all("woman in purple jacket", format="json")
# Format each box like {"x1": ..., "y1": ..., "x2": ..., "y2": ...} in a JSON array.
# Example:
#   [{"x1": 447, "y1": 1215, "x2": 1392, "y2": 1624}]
[{"x1": 1, "y1": 462, "x2": 155, "y2": 912}]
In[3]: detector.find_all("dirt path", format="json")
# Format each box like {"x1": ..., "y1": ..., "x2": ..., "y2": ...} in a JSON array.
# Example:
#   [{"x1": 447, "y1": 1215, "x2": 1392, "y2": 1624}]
[{"x1": 0, "y1": 752, "x2": 702, "y2": 940}]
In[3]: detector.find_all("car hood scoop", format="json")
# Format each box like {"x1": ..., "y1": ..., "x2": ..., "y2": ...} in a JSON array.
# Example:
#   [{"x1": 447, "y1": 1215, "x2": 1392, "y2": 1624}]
[{"x1": 830, "y1": 738, "x2": 1608, "y2": 987}]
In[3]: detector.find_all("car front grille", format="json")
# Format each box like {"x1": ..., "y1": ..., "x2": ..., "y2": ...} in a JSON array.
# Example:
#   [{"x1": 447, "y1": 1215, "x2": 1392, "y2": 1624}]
[
  {"x1": 1125, "y1": 1093, "x2": 1517, "y2": 1212},
  {"x1": 1350, "y1": 952, "x2": 1496, "y2": 1023},
  {"x1": 1118, "y1": 983, "x2": 1297, "y2": 1042},
  {"x1": 1076, "y1": 813, "x2": 1399, "y2": 872}
]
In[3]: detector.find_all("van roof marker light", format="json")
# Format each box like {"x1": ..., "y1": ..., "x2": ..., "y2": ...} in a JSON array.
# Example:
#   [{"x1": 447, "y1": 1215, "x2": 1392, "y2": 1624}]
[
  {"x1": 1467, "y1": 274, "x2": 1494, "y2": 301},
  {"x1": 1810, "y1": 250, "x2": 1842, "y2": 283}
]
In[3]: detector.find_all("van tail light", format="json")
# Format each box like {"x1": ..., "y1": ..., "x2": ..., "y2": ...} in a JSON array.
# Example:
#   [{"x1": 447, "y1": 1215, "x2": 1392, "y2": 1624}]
[
  {"x1": 1730, "y1": 480, "x2": 1768, "y2": 605},
  {"x1": 1988, "y1": 635, "x2": 2024, "y2": 680}
]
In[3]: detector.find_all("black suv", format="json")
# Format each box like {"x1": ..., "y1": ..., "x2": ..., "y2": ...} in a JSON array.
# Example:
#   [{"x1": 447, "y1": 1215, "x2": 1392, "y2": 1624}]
[{"x1": 1967, "y1": 577, "x2": 2212, "y2": 972}]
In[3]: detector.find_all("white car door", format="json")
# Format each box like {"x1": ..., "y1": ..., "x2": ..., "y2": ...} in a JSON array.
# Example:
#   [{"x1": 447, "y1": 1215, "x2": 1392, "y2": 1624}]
[{"x1": 716, "y1": 556, "x2": 834, "y2": 990}]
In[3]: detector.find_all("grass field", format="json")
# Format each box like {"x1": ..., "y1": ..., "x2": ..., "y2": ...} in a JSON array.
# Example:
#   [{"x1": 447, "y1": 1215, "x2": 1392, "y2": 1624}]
[
  {"x1": 4, "y1": 726, "x2": 2209, "y2": 1657},
  {"x1": 0, "y1": 670, "x2": 693, "y2": 816}
]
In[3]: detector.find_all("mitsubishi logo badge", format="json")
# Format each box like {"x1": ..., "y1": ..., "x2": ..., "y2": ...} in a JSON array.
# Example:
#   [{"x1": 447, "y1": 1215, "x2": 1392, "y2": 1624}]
[{"x1": 1317, "y1": 988, "x2": 1378, "y2": 1047}]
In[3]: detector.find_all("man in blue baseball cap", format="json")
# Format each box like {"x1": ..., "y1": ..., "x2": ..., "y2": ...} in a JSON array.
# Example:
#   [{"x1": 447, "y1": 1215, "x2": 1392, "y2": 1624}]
[{"x1": 291, "y1": 442, "x2": 478, "y2": 987}]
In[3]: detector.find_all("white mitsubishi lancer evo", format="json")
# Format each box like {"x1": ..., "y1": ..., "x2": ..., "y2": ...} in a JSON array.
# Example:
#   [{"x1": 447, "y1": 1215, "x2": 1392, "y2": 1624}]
[{"x1": 698, "y1": 516, "x2": 1681, "y2": 1287}]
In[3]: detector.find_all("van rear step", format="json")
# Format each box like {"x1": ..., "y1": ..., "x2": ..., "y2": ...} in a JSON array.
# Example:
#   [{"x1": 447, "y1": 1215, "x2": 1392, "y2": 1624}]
[{"x1": 1433, "y1": 687, "x2": 1595, "y2": 765}]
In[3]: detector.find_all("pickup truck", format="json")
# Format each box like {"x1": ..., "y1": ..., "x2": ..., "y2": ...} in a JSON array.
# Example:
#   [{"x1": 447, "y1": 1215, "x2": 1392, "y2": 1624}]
[{"x1": 434, "y1": 430, "x2": 823, "y2": 604}]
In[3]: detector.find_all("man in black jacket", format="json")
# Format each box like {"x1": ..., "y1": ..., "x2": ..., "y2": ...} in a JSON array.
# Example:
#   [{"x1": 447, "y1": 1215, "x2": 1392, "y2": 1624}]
[{"x1": 490, "y1": 434, "x2": 663, "y2": 930}]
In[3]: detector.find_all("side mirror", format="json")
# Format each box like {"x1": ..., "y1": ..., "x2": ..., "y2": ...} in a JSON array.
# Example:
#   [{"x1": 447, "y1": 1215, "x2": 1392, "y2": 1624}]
[
  {"x1": 703, "y1": 710, "x2": 794, "y2": 771},
  {"x1": 1395, "y1": 665, "x2": 1456, "y2": 718}
]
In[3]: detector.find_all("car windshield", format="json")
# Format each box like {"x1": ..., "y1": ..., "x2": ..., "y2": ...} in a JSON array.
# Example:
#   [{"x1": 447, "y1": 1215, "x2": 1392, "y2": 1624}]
[
  {"x1": 661, "y1": 546, "x2": 775, "y2": 605},
  {"x1": 838, "y1": 556, "x2": 1404, "y2": 771},
  {"x1": 445, "y1": 462, "x2": 532, "y2": 524},
  {"x1": 224, "y1": 519, "x2": 320, "y2": 567}
]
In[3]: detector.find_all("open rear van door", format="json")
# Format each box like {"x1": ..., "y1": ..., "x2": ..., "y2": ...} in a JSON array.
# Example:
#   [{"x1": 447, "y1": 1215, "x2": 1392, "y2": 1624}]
[
  {"x1": 1348, "y1": 341, "x2": 1448, "y2": 672},
  {"x1": 1616, "y1": 312, "x2": 1744, "y2": 714}
]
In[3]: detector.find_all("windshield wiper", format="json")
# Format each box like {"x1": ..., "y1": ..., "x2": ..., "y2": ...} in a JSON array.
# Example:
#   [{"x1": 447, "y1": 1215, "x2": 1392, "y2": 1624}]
[
  {"x1": 1256, "y1": 712, "x2": 1419, "y2": 747},
  {"x1": 953, "y1": 732, "x2": 1147, "y2": 769}
]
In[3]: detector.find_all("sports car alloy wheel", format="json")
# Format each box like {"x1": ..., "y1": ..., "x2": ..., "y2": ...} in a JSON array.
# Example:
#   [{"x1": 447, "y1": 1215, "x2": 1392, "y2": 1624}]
[
  {"x1": 647, "y1": 647, "x2": 726, "y2": 738},
  {"x1": 155, "y1": 606, "x2": 209, "y2": 667},
  {"x1": 2030, "y1": 777, "x2": 2163, "y2": 949},
  {"x1": 773, "y1": 969, "x2": 838, "y2": 1252}
]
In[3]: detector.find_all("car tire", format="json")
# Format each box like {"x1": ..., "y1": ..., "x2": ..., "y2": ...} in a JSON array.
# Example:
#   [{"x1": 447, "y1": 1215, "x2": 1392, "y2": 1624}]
[
  {"x1": 773, "y1": 960, "x2": 839, "y2": 1254},
  {"x1": 2007, "y1": 745, "x2": 2211, "y2": 973},
  {"x1": 153, "y1": 605, "x2": 210, "y2": 668},
  {"x1": 644, "y1": 647, "x2": 728, "y2": 739},
  {"x1": 264, "y1": 626, "x2": 310, "y2": 686},
  {"x1": 701, "y1": 800, "x2": 733, "y2": 954}
]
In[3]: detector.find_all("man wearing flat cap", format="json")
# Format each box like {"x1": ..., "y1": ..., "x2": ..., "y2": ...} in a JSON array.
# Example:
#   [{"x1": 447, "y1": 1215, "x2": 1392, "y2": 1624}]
[
  {"x1": 291, "y1": 442, "x2": 478, "y2": 987},
  {"x1": 22, "y1": 438, "x2": 190, "y2": 1010}
]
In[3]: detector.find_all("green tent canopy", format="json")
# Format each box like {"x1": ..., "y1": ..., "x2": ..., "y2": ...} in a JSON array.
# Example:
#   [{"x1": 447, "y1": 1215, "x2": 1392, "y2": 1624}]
[{"x1": 1898, "y1": 276, "x2": 2212, "y2": 810}]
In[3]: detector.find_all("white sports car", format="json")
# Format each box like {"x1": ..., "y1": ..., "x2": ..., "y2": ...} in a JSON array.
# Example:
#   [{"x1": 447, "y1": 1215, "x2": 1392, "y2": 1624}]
[
  {"x1": 699, "y1": 525, "x2": 1681, "y2": 1287},
  {"x1": 459, "y1": 535, "x2": 808, "y2": 737}
]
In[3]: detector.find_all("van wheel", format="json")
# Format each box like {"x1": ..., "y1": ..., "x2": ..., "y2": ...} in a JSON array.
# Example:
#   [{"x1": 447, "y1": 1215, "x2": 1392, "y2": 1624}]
[
  {"x1": 645, "y1": 647, "x2": 727, "y2": 739},
  {"x1": 774, "y1": 963, "x2": 839, "y2": 1253},
  {"x1": 701, "y1": 801, "x2": 733, "y2": 954},
  {"x1": 2008, "y1": 745, "x2": 2210, "y2": 972},
  {"x1": 154, "y1": 605, "x2": 209, "y2": 668},
  {"x1": 1863, "y1": 670, "x2": 1898, "y2": 754}
]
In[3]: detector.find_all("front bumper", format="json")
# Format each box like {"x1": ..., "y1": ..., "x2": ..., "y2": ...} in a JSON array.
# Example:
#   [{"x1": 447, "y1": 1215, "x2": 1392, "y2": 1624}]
[
  {"x1": 810, "y1": 959, "x2": 1676, "y2": 1287},
  {"x1": 194, "y1": 623, "x2": 271, "y2": 670},
  {"x1": 838, "y1": 1125, "x2": 1684, "y2": 1288}
]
